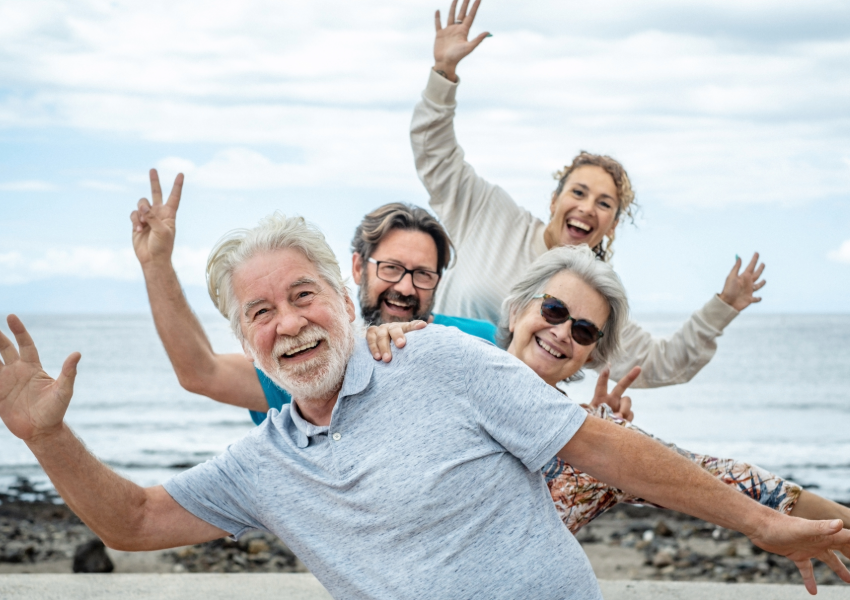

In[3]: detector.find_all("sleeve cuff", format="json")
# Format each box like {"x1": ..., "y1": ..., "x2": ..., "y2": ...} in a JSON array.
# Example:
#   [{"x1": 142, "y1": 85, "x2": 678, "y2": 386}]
[
  {"x1": 527, "y1": 406, "x2": 588, "y2": 472},
  {"x1": 702, "y1": 294, "x2": 740, "y2": 331},
  {"x1": 424, "y1": 68, "x2": 459, "y2": 106}
]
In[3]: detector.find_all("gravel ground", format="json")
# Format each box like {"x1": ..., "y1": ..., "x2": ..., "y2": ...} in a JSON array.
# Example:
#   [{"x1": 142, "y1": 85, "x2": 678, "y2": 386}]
[{"x1": 2, "y1": 477, "x2": 847, "y2": 585}]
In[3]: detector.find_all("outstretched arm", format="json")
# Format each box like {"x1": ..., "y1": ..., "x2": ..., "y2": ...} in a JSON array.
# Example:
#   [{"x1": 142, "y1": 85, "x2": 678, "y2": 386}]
[
  {"x1": 559, "y1": 416, "x2": 850, "y2": 595},
  {"x1": 0, "y1": 316, "x2": 227, "y2": 551},
  {"x1": 607, "y1": 253, "x2": 766, "y2": 388},
  {"x1": 131, "y1": 170, "x2": 266, "y2": 412}
]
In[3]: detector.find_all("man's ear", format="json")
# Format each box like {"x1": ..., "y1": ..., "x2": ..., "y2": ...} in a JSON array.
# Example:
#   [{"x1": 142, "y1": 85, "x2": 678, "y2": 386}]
[
  {"x1": 352, "y1": 252, "x2": 364, "y2": 285},
  {"x1": 344, "y1": 290, "x2": 356, "y2": 322}
]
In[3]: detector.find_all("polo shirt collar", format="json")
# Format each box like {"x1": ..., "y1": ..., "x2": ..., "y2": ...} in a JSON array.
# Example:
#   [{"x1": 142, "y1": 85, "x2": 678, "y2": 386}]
[
  {"x1": 287, "y1": 341, "x2": 373, "y2": 448},
  {"x1": 337, "y1": 340, "x2": 374, "y2": 400}
]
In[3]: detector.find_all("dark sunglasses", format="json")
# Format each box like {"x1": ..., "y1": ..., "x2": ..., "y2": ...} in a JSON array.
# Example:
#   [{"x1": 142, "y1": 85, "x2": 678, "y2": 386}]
[{"x1": 532, "y1": 294, "x2": 604, "y2": 346}]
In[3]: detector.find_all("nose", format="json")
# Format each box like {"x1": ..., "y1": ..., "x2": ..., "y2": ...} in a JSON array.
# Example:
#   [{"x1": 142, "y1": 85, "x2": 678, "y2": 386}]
[
  {"x1": 549, "y1": 319, "x2": 574, "y2": 344},
  {"x1": 275, "y1": 310, "x2": 309, "y2": 337},
  {"x1": 576, "y1": 194, "x2": 595, "y2": 213},
  {"x1": 392, "y1": 272, "x2": 416, "y2": 296}
]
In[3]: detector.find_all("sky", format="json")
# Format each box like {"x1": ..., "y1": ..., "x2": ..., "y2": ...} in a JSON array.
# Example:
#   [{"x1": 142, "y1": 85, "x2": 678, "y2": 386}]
[{"x1": 1, "y1": 0, "x2": 849, "y2": 317}]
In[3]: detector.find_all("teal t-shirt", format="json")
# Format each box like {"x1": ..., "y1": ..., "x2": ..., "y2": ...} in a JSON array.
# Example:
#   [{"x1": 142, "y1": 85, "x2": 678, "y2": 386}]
[{"x1": 249, "y1": 314, "x2": 498, "y2": 425}]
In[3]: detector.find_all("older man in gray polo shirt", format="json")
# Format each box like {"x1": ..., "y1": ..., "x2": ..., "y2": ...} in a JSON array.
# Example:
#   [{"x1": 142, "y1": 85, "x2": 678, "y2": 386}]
[{"x1": 1, "y1": 209, "x2": 849, "y2": 599}]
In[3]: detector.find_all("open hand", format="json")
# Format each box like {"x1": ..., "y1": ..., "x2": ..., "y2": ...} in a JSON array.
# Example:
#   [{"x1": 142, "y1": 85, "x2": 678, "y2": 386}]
[
  {"x1": 749, "y1": 514, "x2": 850, "y2": 595},
  {"x1": 366, "y1": 320, "x2": 428, "y2": 362},
  {"x1": 590, "y1": 366, "x2": 640, "y2": 422},
  {"x1": 718, "y1": 253, "x2": 765, "y2": 312},
  {"x1": 131, "y1": 169, "x2": 184, "y2": 267},
  {"x1": 0, "y1": 315, "x2": 80, "y2": 443},
  {"x1": 433, "y1": 0, "x2": 490, "y2": 82}
]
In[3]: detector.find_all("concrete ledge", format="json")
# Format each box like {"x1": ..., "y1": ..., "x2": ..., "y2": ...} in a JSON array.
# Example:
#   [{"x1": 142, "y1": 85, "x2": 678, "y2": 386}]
[{"x1": 1, "y1": 574, "x2": 847, "y2": 599}]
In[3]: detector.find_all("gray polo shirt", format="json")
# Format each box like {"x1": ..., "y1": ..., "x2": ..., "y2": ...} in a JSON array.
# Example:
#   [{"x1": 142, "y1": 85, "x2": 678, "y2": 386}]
[{"x1": 164, "y1": 326, "x2": 598, "y2": 599}]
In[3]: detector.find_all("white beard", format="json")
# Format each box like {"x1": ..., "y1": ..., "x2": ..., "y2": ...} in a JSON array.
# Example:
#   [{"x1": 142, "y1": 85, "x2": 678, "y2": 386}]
[{"x1": 251, "y1": 318, "x2": 357, "y2": 405}]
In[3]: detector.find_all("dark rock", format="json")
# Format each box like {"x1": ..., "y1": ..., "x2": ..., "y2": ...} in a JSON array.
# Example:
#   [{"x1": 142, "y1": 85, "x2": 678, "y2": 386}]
[
  {"x1": 2, "y1": 540, "x2": 36, "y2": 563},
  {"x1": 654, "y1": 520, "x2": 674, "y2": 537},
  {"x1": 72, "y1": 539, "x2": 114, "y2": 573},
  {"x1": 652, "y1": 549, "x2": 675, "y2": 568}
]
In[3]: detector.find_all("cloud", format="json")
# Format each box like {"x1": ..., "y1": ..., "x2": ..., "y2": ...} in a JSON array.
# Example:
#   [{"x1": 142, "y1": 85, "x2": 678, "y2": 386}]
[
  {"x1": 0, "y1": 180, "x2": 57, "y2": 191},
  {"x1": 0, "y1": 246, "x2": 210, "y2": 286},
  {"x1": 827, "y1": 240, "x2": 850, "y2": 264},
  {"x1": 0, "y1": 0, "x2": 848, "y2": 210}
]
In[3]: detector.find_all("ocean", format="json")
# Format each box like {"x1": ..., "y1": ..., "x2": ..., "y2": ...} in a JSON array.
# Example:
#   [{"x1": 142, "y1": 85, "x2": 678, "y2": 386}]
[{"x1": 0, "y1": 313, "x2": 848, "y2": 502}]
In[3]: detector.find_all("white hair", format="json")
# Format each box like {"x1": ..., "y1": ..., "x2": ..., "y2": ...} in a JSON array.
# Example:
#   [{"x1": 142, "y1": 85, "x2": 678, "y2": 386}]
[
  {"x1": 206, "y1": 212, "x2": 346, "y2": 342},
  {"x1": 497, "y1": 245, "x2": 629, "y2": 382}
]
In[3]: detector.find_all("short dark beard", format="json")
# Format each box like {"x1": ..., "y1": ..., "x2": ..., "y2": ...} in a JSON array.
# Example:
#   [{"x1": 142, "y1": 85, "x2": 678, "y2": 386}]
[{"x1": 359, "y1": 270, "x2": 434, "y2": 326}]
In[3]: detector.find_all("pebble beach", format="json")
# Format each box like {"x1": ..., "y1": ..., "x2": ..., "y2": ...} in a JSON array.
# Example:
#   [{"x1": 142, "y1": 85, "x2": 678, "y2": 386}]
[{"x1": 2, "y1": 478, "x2": 848, "y2": 585}]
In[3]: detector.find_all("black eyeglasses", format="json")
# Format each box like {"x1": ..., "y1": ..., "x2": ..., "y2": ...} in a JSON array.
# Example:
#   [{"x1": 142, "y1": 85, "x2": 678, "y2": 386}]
[
  {"x1": 368, "y1": 258, "x2": 441, "y2": 290},
  {"x1": 532, "y1": 294, "x2": 604, "y2": 346}
]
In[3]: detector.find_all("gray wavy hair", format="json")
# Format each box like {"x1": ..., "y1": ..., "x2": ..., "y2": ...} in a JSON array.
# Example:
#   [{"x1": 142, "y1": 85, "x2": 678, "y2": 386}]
[
  {"x1": 497, "y1": 245, "x2": 629, "y2": 382},
  {"x1": 206, "y1": 212, "x2": 346, "y2": 342}
]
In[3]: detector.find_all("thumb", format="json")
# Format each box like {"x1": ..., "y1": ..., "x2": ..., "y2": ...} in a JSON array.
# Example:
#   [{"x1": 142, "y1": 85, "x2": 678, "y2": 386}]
[
  {"x1": 144, "y1": 206, "x2": 172, "y2": 236},
  {"x1": 468, "y1": 31, "x2": 490, "y2": 51},
  {"x1": 55, "y1": 352, "x2": 81, "y2": 403},
  {"x1": 816, "y1": 519, "x2": 845, "y2": 537}
]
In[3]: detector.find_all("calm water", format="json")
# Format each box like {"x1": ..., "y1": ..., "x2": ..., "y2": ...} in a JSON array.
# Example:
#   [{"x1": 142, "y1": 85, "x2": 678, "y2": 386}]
[{"x1": 1, "y1": 314, "x2": 848, "y2": 501}]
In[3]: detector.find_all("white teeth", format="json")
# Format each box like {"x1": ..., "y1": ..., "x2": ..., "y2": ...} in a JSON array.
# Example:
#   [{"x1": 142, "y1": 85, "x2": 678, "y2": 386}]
[
  {"x1": 386, "y1": 300, "x2": 411, "y2": 308},
  {"x1": 536, "y1": 337, "x2": 564, "y2": 358},
  {"x1": 566, "y1": 218, "x2": 591, "y2": 232},
  {"x1": 283, "y1": 340, "x2": 320, "y2": 356}
]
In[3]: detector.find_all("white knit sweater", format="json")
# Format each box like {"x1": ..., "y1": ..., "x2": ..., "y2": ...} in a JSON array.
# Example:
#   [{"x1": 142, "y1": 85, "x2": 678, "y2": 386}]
[{"x1": 410, "y1": 69, "x2": 739, "y2": 388}]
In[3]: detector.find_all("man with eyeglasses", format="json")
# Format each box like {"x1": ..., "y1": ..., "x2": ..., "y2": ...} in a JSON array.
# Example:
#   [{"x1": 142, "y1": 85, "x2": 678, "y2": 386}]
[{"x1": 130, "y1": 170, "x2": 496, "y2": 424}]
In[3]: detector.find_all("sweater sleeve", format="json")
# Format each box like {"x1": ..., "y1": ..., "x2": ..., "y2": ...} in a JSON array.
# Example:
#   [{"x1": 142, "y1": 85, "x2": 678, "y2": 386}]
[
  {"x1": 606, "y1": 294, "x2": 740, "y2": 388},
  {"x1": 410, "y1": 69, "x2": 534, "y2": 249}
]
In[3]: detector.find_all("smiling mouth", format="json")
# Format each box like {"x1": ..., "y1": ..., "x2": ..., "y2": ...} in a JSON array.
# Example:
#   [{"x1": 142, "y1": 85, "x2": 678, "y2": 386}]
[
  {"x1": 383, "y1": 299, "x2": 414, "y2": 312},
  {"x1": 536, "y1": 336, "x2": 567, "y2": 359},
  {"x1": 281, "y1": 339, "x2": 322, "y2": 359},
  {"x1": 566, "y1": 218, "x2": 593, "y2": 237}
]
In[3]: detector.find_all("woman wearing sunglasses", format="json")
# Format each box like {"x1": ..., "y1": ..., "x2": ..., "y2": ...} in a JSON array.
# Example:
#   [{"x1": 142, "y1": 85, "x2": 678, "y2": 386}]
[
  {"x1": 410, "y1": 0, "x2": 766, "y2": 389},
  {"x1": 369, "y1": 245, "x2": 850, "y2": 534}
]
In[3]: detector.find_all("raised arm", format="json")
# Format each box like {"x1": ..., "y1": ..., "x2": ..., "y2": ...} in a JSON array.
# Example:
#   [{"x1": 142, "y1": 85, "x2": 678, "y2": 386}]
[
  {"x1": 607, "y1": 253, "x2": 766, "y2": 388},
  {"x1": 0, "y1": 316, "x2": 227, "y2": 551},
  {"x1": 411, "y1": 1, "x2": 533, "y2": 247},
  {"x1": 559, "y1": 415, "x2": 850, "y2": 595},
  {"x1": 131, "y1": 170, "x2": 266, "y2": 411}
]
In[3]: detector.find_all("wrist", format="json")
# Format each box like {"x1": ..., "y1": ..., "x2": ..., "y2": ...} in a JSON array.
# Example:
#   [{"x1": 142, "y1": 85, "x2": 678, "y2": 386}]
[
  {"x1": 25, "y1": 422, "x2": 68, "y2": 454},
  {"x1": 433, "y1": 63, "x2": 458, "y2": 83},
  {"x1": 717, "y1": 292, "x2": 739, "y2": 310},
  {"x1": 740, "y1": 500, "x2": 779, "y2": 541},
  {"x1": 141, "y1": 256, "x2": 176, "y2": 274}
]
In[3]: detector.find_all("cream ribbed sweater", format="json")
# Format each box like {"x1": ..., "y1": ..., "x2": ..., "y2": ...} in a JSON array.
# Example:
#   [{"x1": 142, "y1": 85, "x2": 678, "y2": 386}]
[{"x1": 411, "y1": 69, "x2": 739, "y2": 388}]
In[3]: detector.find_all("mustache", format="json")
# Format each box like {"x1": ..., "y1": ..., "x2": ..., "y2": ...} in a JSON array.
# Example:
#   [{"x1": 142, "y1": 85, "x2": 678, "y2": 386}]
[
  {"x1": 272, "y1": 325, "x2": 328, "y2": 357},
  {"x1": 381, "y1": 289, "x2": 420, "y2": 310},
  {"x1": 360, "y1": 288, "x2": 423, "y2": 326}
]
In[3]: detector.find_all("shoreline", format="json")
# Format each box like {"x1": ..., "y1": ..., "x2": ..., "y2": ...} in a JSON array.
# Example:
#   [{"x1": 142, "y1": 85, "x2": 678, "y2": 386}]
[{"x1": 2, "y1": 481, "x2": 848, "y2": 583}]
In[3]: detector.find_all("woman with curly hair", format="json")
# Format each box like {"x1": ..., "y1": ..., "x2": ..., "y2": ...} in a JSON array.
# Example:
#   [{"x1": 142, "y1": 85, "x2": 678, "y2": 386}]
[{"x1": 410, "y1": 0, "x2": 766, "y2": 390}]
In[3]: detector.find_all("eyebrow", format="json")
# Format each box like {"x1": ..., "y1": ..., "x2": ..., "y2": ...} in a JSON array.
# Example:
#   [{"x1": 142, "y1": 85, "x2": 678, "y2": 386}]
[
  {"x1": 290, "y1": 277, "x2": 318, "y2": 288},
  {"x1": 243, "y1": 299, "x2": 265, "y2": 317},
  {"x1": 242, "y1": 278, "x2": 321, "y2": 316}
]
